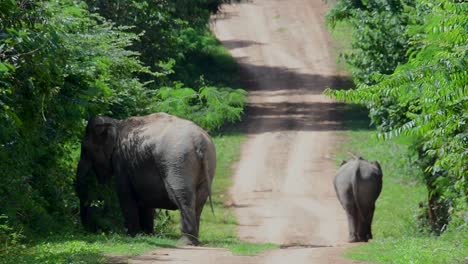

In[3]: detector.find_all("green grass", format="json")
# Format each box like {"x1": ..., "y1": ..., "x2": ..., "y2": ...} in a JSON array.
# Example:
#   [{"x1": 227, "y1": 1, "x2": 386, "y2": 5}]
[
  {"x1": 336, "y1": 122, "x2": 468, "y2": 264},
  {"x1": 230, "y1": 242, "x2": 278, "y2": 256},
  {"x1": 0, "y1": 234, "x2": 176, "y2": 264},
  {"x1": 328, "y1": 20, "x2": 354, "y2": 75},
  {"x1": 347, "y1": 230, "x2": 468, "y2": 264}
]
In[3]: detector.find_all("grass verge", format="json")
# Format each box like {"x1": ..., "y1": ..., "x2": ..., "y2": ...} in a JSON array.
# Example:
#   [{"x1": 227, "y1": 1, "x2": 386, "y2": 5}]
[
  {"x1": 0, "y1": 235, "x2": 176, "y2": 264},
  {"x1": 335, "y1": 112, "x2": 467, "y2": 264},
  {"x1": 328, "y1": 20, "x2": 354, "y2": 75}
]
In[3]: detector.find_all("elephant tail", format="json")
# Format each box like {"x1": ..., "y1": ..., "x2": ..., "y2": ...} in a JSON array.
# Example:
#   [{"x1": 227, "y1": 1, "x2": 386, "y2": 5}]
[
  {"x1": 204, "y1": 158, "x2": 215, "y2": 215},
  {"x1": 352, "y1": 164, "x2": 365, "y2": 221},
  {"x1": 200, "y1": 145, "x2": 215, "y2": 216}
]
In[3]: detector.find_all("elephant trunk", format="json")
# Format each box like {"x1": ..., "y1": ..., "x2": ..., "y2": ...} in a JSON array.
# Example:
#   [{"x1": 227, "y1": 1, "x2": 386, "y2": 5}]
[
  {"x1": 75, "y1": 151, "x2": 95, "y2": 230},
  {"x1": 76, "y1": 159, "x2": 90, "y2": 200}
]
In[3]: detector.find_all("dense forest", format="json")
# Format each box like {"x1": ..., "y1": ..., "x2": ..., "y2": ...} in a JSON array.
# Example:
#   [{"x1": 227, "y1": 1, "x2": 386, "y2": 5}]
[
  {"x1": 326, "y1": 0, "x2": 467, "y2": 233},
  {"x1": 0, "y1": 0, "x2": 246, "y2": 248}
]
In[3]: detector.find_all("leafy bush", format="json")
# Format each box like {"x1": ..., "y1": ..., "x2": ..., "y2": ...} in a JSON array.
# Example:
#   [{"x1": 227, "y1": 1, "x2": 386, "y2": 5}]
[
  {"x1": 327, "y1": 0, "x2": 415, "y2": 85},
  {"x1": 83, "y1": 0, "x2": 247, "y2": 129},
  {"x1": 326, "y1": 0, "x2": 467, "y2": 231},
  {"x1": 0, "y1": 215, "x2": 23, "y2": 255},
  {"x1": 154, "y1": 84, "x2": 246, "y2": 132},
  {"x1": 0, "y1": 0, "x2": 148, "y2": 237}
]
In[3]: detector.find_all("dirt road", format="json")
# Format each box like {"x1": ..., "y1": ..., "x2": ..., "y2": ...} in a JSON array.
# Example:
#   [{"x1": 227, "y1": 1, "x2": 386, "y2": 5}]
[{"x1": 113, "y1": 0, "x2": 356, "y2": 263}]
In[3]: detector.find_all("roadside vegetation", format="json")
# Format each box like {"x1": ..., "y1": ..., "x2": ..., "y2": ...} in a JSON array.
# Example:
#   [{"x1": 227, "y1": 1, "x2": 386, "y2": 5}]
[
  {"x1": 327, "y1": 0, "x2": 467, "y2": 263},
  {"x1": 0, "y1": 0, "x2": 271, "y2": 262},
  {"x1": 335, "y1": 120, "x2": 467, "y2": 263}
]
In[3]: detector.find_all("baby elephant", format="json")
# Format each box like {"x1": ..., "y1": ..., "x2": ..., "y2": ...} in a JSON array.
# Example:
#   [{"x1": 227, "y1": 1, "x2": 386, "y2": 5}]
[{"x1": 334, "y1": 157, "x2": 382, "y2": 242}]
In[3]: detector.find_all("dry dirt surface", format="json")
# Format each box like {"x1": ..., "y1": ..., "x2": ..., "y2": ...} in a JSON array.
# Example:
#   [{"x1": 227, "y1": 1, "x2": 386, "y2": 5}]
[{"x1": 110, "y1": 0, "x2": 360, "y2": 263}]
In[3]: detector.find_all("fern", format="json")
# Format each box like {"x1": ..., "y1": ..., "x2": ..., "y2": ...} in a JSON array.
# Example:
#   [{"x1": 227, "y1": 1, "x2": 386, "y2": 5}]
[{"x1": 152, "y1": 84, "x2": 246, "y2": 132}]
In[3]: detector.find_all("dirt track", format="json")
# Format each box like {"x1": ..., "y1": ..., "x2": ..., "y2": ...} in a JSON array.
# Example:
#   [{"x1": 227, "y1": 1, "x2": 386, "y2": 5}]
[{"x1": 112, "y1": 0, "x2": 357, "y2": 263}]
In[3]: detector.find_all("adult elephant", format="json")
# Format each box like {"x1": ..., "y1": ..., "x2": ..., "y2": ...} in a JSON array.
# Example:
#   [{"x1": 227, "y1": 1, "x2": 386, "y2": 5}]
[
  {"x1": 334, "y1": 157, "x2": 382, "y2": 242},
  {"x1": 75, "y1": 112, "x2": 216, "y2": 245}
]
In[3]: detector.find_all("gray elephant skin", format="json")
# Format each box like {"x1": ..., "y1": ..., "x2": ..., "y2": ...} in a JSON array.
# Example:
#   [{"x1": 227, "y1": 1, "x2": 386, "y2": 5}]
[
  {"x1": 75, "y1": 112, "x2": 216, "y2": 245},
  {"x1": 333, "y1": 157, "x2": 382, "y2": 242}
]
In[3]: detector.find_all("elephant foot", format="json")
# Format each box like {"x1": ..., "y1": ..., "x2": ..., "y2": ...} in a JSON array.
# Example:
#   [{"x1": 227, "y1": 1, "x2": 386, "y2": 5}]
[
  {"x1": 357, "y1": 233, "x2": 369, "y2": 242},
  {"x1": 177, "y1": 235, "x2": 199, "y2": 246},
  {"x1": 142, "y1": 230, "x2": 154, "y2": 236},
  {"x1": 127, "y1": 230, "x2": 138, "y2": 238},
  {"x1": 348, "y1": 235, "x2": 360, "y2": 243}
]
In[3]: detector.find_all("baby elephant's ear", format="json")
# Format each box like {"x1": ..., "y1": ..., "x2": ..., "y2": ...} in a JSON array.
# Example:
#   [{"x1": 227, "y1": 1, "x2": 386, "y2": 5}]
[{"x1": 372, "y1": 161, "x2": 382, "y2": 173}]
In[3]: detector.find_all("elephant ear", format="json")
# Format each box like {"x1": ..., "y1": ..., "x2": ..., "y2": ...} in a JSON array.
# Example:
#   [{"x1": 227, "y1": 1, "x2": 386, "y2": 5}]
[
  {"x1": 372, "y1": 161, "x2": 383, "y2": 175},
  {"x1": 92, "y1": 123, "x2": 117, "y2": 157}
]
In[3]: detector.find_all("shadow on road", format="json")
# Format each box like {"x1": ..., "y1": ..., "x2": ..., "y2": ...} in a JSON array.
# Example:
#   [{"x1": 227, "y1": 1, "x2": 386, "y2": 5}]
[
  {"x1": 238, "y1": 62, "x2": 354, "y2": 93},
  {"x1": 221, "y1": 58, "x2": 371, "y2": 133},
  {"x1": 221, "y1": 40, "x2": 264, "y2": 50}
]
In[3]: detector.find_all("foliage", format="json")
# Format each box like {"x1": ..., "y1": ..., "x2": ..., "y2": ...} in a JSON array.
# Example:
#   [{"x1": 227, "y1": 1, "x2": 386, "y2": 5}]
[
  {"x1": 83, "y1": 0, "x2": 247, "y2": 127},
  {"x1": 154, "y1": 84, "x2": 246, "y2": 131},
  {"x1": 0, "y1": 215, "x2": 23, "y2": 255},
  {"x1": 327, "y1": 0, "x2": 415, "y2": 85},
  {"x1": 326, "y1": 0, "x2": 468, "y2": 231},
  {"x1": 0, "y1": 0, "x2": 148, "y2": 238},
  {"x1": 83, "y1": 1, "x2": 242, "y2": 86}
]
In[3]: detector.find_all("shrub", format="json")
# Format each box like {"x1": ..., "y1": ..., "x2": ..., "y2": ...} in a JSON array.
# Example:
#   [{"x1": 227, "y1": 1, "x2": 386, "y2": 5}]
[{"x1": 327, "y1": 0, "x2": 415, "y2": 85}]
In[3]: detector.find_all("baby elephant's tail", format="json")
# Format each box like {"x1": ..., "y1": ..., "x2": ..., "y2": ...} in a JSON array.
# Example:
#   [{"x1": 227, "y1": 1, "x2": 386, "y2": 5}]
[{"x1": 352, "y1": 165, "x2": 365, "y2": 222}]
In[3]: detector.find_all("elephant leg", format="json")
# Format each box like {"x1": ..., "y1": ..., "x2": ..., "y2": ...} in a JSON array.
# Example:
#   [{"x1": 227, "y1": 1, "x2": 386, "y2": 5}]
[
  {"x1": 358, "y1": 203, "x2": 374, "y2": 242},
  {"x1": 120, "y1": 198, "x2": 140, "y2": 236},
  {"x1": 343, "y1": 200, "x2": 359, "y2": 242},
  {"x1": 365, "y1": 204, "x2": 376, "y2": 241},
  {"x1": 195, "y1": 190, "x2": 209, "y2": 236},
  {"x1": 368, "y1": 209, "x2": 375, "y2": 240},
  {"x1": 357, "y1": 217, "x2": 367, "y2": 242},
  {"x1": 179, "y1": 202, "x2": 198, "y2": 245},
  {"x1": 165, "y1": 168, "x2": 199, "y2": 246},
  {"x1": 139, "y1": 207, "x2": 155, "y2": 235},
  {"x1": 117, "y1": 176, "x2": 140, "y2": 236}
]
